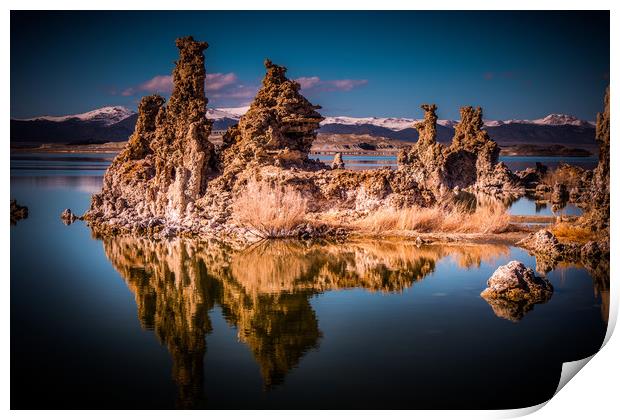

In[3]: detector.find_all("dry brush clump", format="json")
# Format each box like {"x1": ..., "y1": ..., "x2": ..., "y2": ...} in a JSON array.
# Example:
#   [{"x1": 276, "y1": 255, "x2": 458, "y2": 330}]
[
  {"x1": 355, "y1": 201, "x2": 511, "y2": 234},
  {"x1": 550, "y1": 222, "x2": 598, "y2": 243},
  {"x1": 232, "y1": 179, "x2": 308, "y2": 239}
]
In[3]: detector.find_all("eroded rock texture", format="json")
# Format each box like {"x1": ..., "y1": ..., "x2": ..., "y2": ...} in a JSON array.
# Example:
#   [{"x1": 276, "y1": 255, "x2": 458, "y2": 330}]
[
  {"x1": 583, "y1": 87, "x2": 610, "y2": 230},
  {"x1": 85, "y1": 36, "x2": 216, "y2": 230},
  {"x1": 331, "y1": 152, "x2": 345, "y2": 169},
  {"x1": 220, "y1": 60, "x2": 323, "y2": 171},
  {"x1": 60, "y1": 208, "x2": 78, "y2": 225}
]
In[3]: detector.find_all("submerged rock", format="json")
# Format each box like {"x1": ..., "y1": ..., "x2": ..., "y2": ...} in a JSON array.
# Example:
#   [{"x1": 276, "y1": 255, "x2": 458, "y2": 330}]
[
  {"x1": 481, "y1": 261, "x2": 553, "y2": 301},
  {"x1": 480, "y1": 260, "x2": 553, "y2": 321},
  {"x1": 10, "y1": 200, "x2": 28, "y2": 225}
]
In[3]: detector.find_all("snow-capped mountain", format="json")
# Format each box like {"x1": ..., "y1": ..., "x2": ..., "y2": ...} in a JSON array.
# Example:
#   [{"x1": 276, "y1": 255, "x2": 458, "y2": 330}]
[
  {"x1": 317, "y1": 113, "x2": 596, "y2": 145},
  {"x1": 320, "y1": 114, "x2": 593, "y2": 131},
  {"x1": 531, "y1": 114, "x2": 592, "y2": 126},
  {"x1": 20, "y1": 106, "x2": 136, "y2": 126},
  {"x1": 320, "y1": 116, "x2": 460, "y2": 130},
  {"x1": 10, "y1": 106, "x2": 596, "y2": 147},
  {"x1": 206, "y1": 106, "x2": 250, "y2": 120}
]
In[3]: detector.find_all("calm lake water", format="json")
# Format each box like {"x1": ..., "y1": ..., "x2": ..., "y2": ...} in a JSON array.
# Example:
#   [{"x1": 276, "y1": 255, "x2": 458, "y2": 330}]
[
  {"x1": 10, "y1": 153, "x2": 608, "y2": 409},
  {"x1": 310, "y1": 153, "x2": 599, "y2": 172}
]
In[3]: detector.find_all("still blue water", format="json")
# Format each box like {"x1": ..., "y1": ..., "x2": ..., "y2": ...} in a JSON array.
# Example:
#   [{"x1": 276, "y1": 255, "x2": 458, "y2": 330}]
[
  {"x1": 508, "y1": 196, "x2": 583, "y2": 217},
  {"x1": 10, "y1": 153, "x2": 608, "y2": 409},
  {"x1": 310, "y1": 153, "x2": 598, "y2": 172}
]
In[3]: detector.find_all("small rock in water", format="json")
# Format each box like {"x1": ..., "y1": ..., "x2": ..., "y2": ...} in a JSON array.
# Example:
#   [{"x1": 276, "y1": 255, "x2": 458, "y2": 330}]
[
  {"x1": 10, "y1": 200, "x2": 28, "y2": 225},
  {"x1": 480, "y1": 260, "x2": 553, "y2": 322},
  {"x1": 60, "y1": 208, "x2": 78, "y2": 225},
  {"x1": 481, "y1": 260, "x2": 553, "y2": 301}
]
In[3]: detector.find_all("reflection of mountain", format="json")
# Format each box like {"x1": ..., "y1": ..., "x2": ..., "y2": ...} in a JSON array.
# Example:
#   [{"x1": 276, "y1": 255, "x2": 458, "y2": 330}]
[
  {"x1": 101, "y1": 237, "x2": 510, "y2": 406},
  {"x1": 10, "y1": 175, "x2": 104, "y2": 193}
]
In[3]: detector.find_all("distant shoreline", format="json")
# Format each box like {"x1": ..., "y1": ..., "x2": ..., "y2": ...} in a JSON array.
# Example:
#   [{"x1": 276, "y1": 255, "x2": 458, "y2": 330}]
[{"x1": 10, "y1": 139, "x2": 594, "y2": 158}]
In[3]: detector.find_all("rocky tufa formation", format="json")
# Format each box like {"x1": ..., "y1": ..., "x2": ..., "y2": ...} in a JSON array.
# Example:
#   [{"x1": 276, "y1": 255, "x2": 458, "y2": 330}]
[
  {"x1": 480, "y1": 260, "x2": 553, "y2": 321},
  {"x1": 219, "y1": 60, "x2": 324, "y2": 172},
  {"x1": 85, "y1": 36, "x2": 216, "y2": 231},
  {"x1": 84, "y1": 38, "x2": 439, "y2": 240},
  {"x1": 398, "y1": 104, "x2": 523, "y2": 195},
  {"x1": 82, "y1": 36, "x2": 551, "y2": 242},
  {"x1": 582, "y1": 87, "x2": 610, "y2": 230}
]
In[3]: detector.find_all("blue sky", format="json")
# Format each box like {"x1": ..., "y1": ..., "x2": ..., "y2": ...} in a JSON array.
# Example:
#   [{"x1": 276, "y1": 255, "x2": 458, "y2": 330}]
[{"x1": 10, "y1": 11, "x2": 609, "y2": 120}]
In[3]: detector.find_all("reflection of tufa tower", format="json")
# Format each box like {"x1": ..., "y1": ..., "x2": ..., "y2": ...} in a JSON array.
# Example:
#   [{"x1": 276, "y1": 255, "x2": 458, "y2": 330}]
[
  {"x1": 104, "y1": 238, "x2": 216, "y2": 408},
  {"x1": 101, "y1": 236, "x2": 512, "y2": 405}
]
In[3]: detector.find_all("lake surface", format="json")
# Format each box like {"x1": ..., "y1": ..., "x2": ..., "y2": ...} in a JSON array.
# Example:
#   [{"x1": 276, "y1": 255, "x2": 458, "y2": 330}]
[
  {"x1": 508, "y1": 196, "x2": 583, "y2": 217},
  {"x1": 10, "y1": 153, "x2": 608, "y2": 409},
  {"x1": 310, "y1": 153, "x2": 599, "y2": 172}
]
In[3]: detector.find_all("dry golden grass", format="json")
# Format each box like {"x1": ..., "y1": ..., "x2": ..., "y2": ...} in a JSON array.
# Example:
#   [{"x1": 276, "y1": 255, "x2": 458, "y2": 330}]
[
  {"x1": 355, "y1": 202, "x2": 511, "y2": 234},
  {"x1": 550, "y1": 222, "x2": 597, "y2": 243},
  {"x1": 232, "y1": 179, "x2": 307, "y2": 238}
]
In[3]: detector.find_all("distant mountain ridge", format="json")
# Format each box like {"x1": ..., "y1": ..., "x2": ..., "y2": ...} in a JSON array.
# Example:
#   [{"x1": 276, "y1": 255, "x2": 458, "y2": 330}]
[
  {"x1": 10, "y1": 106, "x2": 596, "y2": 147},
  {"x1": 18, "y1": 106, "x2": 135, "y2": 126}
]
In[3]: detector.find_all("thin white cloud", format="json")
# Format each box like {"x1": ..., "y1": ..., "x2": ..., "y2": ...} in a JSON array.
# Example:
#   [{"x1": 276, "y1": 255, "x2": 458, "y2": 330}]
[
  {"x1": 296, "y1": 76, "x2": 321, "y2": 89},
  {"x1": 121, "y1": 72, "x2": 238, "y2": 96},
  {"x1": 206, "y1": 72, "x2": 237, "y2": 90},
  {"x1": 295, "y1": 76, "x2": 368, "y2": 92}
]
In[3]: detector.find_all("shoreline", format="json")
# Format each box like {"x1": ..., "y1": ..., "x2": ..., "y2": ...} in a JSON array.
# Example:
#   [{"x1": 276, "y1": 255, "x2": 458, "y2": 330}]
[{"x1": 10, "y1": 140, "x2": 596, "y2": 158}]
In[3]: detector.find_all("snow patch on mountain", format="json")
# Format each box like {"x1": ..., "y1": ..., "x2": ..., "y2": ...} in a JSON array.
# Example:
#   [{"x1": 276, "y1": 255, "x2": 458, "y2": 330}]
[
  {"x1": 532, "y1": 114, "x2": 591, "y2": 126},
  {"x1": 206, "y1": 106, "x2": 250, "y2": 120},
  {"x1": 320, "y1": 116, "x2": 460, "y2": 130}
]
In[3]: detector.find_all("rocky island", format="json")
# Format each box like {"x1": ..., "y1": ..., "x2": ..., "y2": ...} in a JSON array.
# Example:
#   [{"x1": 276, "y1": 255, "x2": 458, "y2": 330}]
[
  {"x1": 78, "y1": 36, "x2": 609, "y2": 319},
  {"x1": 83, "y1": 36, "x2": 549, "y2": 242}
]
